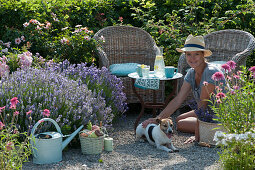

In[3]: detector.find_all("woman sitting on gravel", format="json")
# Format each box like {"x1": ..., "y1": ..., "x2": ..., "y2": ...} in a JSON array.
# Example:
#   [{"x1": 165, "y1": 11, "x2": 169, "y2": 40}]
[{"x1": 143, "y1": 34, "x2": 227, "y2": 143}]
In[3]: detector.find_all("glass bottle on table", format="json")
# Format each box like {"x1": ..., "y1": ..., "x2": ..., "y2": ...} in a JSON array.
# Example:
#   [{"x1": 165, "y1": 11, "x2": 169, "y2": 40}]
[{"x1": 154, "y1": 47, "x2": 165, "y2": 78}]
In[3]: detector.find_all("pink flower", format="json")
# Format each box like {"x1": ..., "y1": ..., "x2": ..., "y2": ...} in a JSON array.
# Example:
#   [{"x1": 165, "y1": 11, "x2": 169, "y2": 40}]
[
  {"x1": 15, "y1": 38, "x2": 21, "y2": 45},
  {"x1": 6, "y1": 142, "x2": 13, "y2": 151},
  {"x1": 21, "y1": 35, "x2": 25, "y2": 41},
  {"x1": 248, "y1": 66, "x2": 255, "y2": 73},
  {"x1": 0, "y1": 121, "x2": 5, "y2": 130},
  {"x1": 217, "y1": 99, "x2": 222, "y2": 104},
  {"x1": 212, "y1": 72, "x2": 225, "y2": 81},
  {"x1": 10, "y1": 97, "x2": 19, "y2": 109},
  {"x1": 233, "y1": 74, "x2": 240, "y2": 79},
  {"x1": 42, "y1": 109, "x2": 50, "y2": 117},
  {"x1": 119, "y1": 17, "x2": 123, "y2": 22},
  {"x1": 39, "y1": 120, "x2": 44, "y2": 123},
  {"x1": 23, "y1": 22, "x2": 30, "y2": 27},
  {"x1": 221, "y1": 64, "x2": 231, "y2": 72},
  {"x1": 227, "y1": 60, "x2": 236, "y2": 70},
  {"x1": 26, "y1": 110, "x2": 32, "y2": 115},
  {"x1": 216, "y1": 92, "x2": 226, "y2": 99},
  {"x1": 0, "y1": 106, "x2": 5, "y2": 112},
  {"x1": 226, "y1": 75, "x2": 232, "y2": 81},
  {"x1": 233, "y1": 85, "x2": 240, "y2": 90},
  {"x1": 203, "y1": 81, "x2": 208, "y2": 86},
  {"x1": 84, "y1": 36, "x2": 91, "y2": 40},
  {"x1": 14, "y1": 111, "x2": 19, "y2": 116}
]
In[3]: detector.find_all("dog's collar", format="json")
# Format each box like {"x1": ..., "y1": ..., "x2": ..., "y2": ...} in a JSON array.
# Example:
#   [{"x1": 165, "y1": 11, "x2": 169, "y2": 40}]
[{"x1": 148, "y1": 125, "x2": 155, "y2": 143}]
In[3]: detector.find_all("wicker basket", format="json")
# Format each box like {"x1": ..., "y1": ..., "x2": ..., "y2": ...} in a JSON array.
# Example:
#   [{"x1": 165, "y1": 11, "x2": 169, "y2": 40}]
[
  {"x1": 198, "y1": 120, "x2": 226, "y2": 146},
  {"x1": 79, "y1": 132, "x2": 104, "y2": 154}
]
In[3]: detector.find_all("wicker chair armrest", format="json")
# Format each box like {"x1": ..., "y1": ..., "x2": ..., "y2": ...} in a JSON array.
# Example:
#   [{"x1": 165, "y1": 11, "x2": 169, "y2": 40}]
[
  {"x1": 96, "y1": 47, "x2": 109, "y2": 68},
  {"x1": 232, "y1": 35, "x2": 255, "y2": 66}
]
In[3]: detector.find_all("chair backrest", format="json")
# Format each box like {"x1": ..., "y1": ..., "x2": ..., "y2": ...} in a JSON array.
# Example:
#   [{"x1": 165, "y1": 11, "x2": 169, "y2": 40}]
[
  {"x1": 204, "y1": 29, "x2": 255, "y2": 65},
  {"x1": 177, "y1": 29, "x2": 255, "y2": 105},
  {"x1": 93, "y1": 26, "x2": 158, "y2": 69}
]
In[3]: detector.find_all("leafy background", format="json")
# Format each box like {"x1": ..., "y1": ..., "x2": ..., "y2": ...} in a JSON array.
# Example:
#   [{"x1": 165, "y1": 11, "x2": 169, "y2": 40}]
[{"x1": 0, "y1": 0, "x2": 254, "y2": 67}]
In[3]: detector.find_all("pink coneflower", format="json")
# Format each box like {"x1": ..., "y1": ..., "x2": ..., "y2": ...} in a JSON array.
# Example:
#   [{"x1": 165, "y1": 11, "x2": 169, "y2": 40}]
[
  {"x1": 230, "y1": 90, "x2": 236, "y2": 95},
  {"x1": 14, "y1": 111, "x2": 19, "y2": 116},
  {"x1": 226, "y1": 75, "x2": 232, "y2": 81},
  {"x1": 0, "y1": 121, "x2": 5, "y2": 130},
  {"x1": 221, "y1": 64, "x2": 231, "y2": 72},
  {"x1": 226, "y1": 60, "x2": 236, "y2": 70},
  {"x1": 26, "y1": 110, "x2": 32, "y2": 115},
  {"x1": 212, "y1": 72, "x2": 225, "y2": 81},
  {"x1": 42, "y1": 109, "x2": 50, "y2": 117},
  {"x1": 217, "y1": 99, "x2": 222, "y2": 104},
  {"x1": 203, "y1": 81, "x2": 208, "y2": 86},
  {"x1": 248, "y1": 66, "x2": 255, "y2": 73},
  {"x1": 10, "y1": 97, "x2": 19, "y2": 109},
  {"x1": 15, "y1": 38, "x2": 21, "y2": 45},
  {"x1": 233, "y1": 74, "x2": 240, "y2": 79},
  {"x1": 216, "y1": 92, "x2": 226, "y2": 99}
]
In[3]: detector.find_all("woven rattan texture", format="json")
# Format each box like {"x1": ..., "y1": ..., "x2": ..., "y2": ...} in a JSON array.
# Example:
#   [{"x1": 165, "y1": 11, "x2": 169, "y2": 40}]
[
  {"x1": 94, "y1": 26, "x2": 165, "y2": 103},
  {"x1": 79, "y1": 135, "x2": 104, "y2": 154},
  {"x1": 177, "y1": 29, "x2": 255, "y2": 106}
]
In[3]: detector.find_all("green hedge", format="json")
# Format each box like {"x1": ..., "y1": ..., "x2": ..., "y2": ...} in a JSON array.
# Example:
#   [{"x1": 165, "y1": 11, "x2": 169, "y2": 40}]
[{"x1": 0, "y1": 0, "x2": 254, "y2": 66}]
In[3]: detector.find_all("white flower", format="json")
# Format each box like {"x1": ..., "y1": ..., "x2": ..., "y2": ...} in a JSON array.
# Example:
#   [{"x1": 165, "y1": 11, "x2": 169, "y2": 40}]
[{"x1": 2, "y1": 48, "x2": 8, "y2": 53}]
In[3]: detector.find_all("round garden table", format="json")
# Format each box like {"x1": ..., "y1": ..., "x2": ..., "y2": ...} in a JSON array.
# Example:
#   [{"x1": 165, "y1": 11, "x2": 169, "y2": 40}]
[{"x1": 128, "y1": 71, "x2": 183, "y2": 130}]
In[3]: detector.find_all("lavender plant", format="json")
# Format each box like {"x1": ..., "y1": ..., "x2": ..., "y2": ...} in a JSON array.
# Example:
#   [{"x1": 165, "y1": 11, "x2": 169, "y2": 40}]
[
  {"x1": 0, "y1": 67, "x2": 113, "y2": 134},
  {"x1": 49, "y1": 60, "x2": 128, "y2": 121}
]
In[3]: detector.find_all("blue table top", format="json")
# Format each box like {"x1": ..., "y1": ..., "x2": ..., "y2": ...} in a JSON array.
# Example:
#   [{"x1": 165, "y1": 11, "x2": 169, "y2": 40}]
[{"x1": 128, "y1": 71, "x2": 183, "y2": 80}]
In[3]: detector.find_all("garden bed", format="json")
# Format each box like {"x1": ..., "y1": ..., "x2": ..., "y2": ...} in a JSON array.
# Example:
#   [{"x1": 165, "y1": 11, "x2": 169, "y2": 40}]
[{"x1": 23, "y1": 108, "x2": 221, "y2": 170}]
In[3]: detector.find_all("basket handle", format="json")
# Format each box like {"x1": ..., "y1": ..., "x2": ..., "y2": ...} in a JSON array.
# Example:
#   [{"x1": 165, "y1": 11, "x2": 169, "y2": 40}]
[{"x1": 31, "y1": 118, "x2": 62, "y2": 137}]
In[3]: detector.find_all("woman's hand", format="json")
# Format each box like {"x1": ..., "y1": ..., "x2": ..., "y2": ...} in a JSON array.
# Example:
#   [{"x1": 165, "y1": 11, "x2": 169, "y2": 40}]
[{"x1": 142, "y1": 118, "x2": 158, "y2": 128}]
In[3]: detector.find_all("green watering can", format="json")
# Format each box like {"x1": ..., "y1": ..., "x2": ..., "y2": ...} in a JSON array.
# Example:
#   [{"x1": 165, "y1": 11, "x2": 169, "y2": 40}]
[{"x1": 31, "y1": 118, "x2": 84, "y2": 164}]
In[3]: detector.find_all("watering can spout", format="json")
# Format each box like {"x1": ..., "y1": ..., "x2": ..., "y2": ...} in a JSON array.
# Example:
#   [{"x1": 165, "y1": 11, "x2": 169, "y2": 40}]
[{"x1": 62, "y1": 125, "x2": 84, "y2": 150}]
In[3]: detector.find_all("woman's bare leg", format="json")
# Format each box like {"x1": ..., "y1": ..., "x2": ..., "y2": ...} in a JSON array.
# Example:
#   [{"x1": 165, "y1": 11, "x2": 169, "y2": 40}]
[{"x1": 176, "y1": 110, "x2": 200, "y2": 142}]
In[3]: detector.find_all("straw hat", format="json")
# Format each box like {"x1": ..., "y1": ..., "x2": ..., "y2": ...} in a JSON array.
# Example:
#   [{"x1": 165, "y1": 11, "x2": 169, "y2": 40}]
[{"x1": 176, "y1": 34, "x2": 212, "y2": 57}]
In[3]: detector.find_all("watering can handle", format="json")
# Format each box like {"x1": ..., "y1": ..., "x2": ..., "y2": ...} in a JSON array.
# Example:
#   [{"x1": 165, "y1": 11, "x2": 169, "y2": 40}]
[{"x1": 31, "y1": 118, "x2": 62, "y2": 137}]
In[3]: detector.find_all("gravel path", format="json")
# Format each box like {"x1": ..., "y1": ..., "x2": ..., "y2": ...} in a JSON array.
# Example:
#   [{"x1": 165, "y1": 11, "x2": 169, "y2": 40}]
[{"x1": 23, "y1": 108, "x2": 222, "y2": 170}]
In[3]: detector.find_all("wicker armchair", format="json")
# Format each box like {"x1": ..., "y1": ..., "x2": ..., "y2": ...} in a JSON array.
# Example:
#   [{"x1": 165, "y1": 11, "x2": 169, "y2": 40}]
[
  {"x1": 93, "y1": 26, "x2": 165, "y2": 104},
  {"x1": 177, "y1": 29, "x2": 255, "y2": 105}
]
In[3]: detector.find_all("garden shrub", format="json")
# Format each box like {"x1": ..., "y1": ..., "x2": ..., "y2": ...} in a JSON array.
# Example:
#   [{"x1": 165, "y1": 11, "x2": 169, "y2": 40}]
[
  {"x1": 0, "y1": 67, "x2": 113, "y2": 134},
  {"x1": 49, "y1": 60, "x2": 128, "y2": 122}
]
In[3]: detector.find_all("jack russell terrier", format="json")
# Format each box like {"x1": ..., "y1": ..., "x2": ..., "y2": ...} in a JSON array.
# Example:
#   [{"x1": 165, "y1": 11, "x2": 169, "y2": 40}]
[{"x1": 136, "y1": 118, "x2": 178, "y2": 153}]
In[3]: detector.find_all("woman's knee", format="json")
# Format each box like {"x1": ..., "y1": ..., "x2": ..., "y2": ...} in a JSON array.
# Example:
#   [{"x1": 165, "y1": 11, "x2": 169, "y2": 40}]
[{"x1": 177, "y1": 117, "x2": 197, "y2": 133}]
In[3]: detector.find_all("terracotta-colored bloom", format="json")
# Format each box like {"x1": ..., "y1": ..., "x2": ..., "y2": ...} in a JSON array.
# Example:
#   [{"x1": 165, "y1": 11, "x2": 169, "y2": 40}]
[
  {"x1": 248, "y1": 66, "x2": 255, "y2": 73},
  {"x1": 227, "y1": 60, "x2": 236, "y2": 70},
  {"x1": 221, "y1": 64, "x2": 231, "y2": 72},
  {"x1": 212, "y1": 72, "x2": 225, "y2": 81},
  {"x1": 42, "y1": 109, "x2": 50, "y2": 117},
  {"x1": 216, "y1": 92, "x2": 226, "y2": 99}
]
